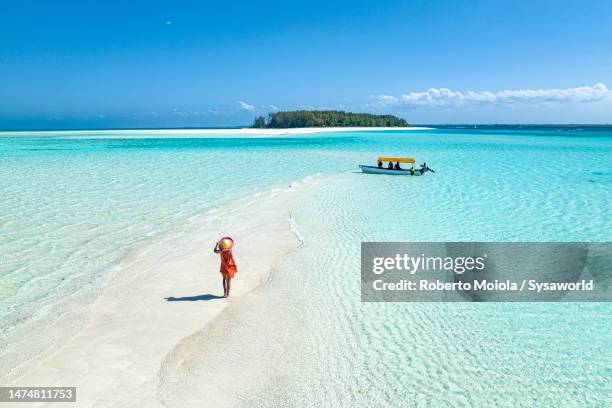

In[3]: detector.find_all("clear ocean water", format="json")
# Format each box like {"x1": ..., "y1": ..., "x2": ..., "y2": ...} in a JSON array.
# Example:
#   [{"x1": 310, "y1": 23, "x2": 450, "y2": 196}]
[{"x1": 1, "y1": 127, "x2": 611, "y2": 405}]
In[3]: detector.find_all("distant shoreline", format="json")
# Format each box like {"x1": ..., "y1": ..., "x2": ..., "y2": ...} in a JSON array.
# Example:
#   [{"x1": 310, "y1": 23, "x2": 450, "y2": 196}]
[
  {"x1": 2, "y1": 124, "x2": 612, "y2": 133},
  {"x1": 0, "y1": 127, "x2": 432, "y2": 137}
]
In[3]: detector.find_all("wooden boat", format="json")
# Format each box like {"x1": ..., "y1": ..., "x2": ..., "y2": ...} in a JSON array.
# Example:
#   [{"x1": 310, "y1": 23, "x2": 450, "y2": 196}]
[
  {"x1": 359, "y1": 157, "x2": 429, "y2": 176},
  {"x1": 359, "y1": 165, "x2": 422, "y2": 175}
]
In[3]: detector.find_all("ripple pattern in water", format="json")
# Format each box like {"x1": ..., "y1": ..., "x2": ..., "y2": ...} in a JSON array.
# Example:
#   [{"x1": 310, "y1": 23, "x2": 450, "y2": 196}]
[
  {"x1": 2, "y1": 128, "x2": 612, "y2": 403},
  {"x1": 163, "y1": 171, "x2": 611, "y2": 407}
]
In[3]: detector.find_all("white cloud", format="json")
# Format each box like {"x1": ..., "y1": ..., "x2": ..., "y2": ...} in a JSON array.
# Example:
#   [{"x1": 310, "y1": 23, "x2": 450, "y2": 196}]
[
  {"x1": 375, "y1": 95, "x2": 399, "y2": 103},
  {"x1": 269, "y1": 104, "x2": 280, "y2": 112},
  {"x1": 375, "y1": 83, "x2": 609, "y2": 108},
  {"x1": 238, "y1": 101, "x2": 255, "y2": 111},
  {"x1": 171, "y1": 108, "x2": 232, "y2": 116}
]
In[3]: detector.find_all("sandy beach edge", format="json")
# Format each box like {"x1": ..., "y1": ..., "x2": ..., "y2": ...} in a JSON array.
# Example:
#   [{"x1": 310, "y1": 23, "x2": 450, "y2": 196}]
[{"x1": 7, "y1": 176, "x2": 318, "y2": 407}]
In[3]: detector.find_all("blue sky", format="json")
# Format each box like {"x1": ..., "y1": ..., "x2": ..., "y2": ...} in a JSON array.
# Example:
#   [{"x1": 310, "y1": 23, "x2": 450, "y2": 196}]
[{"x1": 1, "y1": 0, "x2": 612, "y2": 129}]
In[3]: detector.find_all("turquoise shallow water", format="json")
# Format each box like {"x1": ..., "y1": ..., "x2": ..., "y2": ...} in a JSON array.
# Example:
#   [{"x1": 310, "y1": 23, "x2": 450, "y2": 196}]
[
  {"x1": 1, "y1": 127, "x2": 611, "y2": 404},
  {"x1": 252, "y1": 174, "x2": 611, "y2": 406}
]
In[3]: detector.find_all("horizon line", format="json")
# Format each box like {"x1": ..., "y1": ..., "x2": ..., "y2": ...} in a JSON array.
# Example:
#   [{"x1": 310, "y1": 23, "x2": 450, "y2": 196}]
[{"x1": 2, "y1": 123, "x2": 612, "y2": 132}]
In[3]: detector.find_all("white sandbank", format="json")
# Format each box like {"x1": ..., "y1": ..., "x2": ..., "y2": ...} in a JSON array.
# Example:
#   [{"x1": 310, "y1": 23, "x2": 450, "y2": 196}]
[
  {"x1": 8, "y1": 181, "x2": 311, "y2": 407},
  {"x1": 0, "y1": 127, "x2": 431, "y2": 138}
]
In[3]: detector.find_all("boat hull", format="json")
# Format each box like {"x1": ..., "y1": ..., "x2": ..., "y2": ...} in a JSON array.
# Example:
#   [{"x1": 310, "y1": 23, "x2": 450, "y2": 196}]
[{"x1": 359, "y1": 165, "x2": 423, "y2": 175}]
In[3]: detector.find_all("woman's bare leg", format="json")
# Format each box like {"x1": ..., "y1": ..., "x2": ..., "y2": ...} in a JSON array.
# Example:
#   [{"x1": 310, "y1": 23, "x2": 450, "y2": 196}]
[
  {"x1": 222, "y1": 277, "x2": 227, "y2": 297},
  {"x1": 226, "y1": 278, "x2": 231, "y2": 297}
]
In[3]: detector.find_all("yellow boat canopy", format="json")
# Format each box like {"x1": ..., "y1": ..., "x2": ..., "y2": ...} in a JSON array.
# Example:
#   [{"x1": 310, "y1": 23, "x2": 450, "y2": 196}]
[{"x1": 378, "y1": 157, "x2": 415, "y2": 164}]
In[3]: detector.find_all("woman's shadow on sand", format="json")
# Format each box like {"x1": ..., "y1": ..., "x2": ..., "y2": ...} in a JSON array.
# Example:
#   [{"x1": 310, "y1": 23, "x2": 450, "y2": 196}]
[{"x1": 164, "y1": 294, "x2": 224, "y2": 302}]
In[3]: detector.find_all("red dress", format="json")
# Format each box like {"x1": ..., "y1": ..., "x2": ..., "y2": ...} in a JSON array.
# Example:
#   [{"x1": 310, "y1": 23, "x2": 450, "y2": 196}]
[{"x1": 220, "y1": 249, "x2": 237, "y2": 279}]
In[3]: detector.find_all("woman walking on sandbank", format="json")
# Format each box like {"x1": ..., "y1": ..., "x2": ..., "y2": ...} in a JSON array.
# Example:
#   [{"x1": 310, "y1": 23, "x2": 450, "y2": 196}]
[{"x1": 214, "y1": 237, "x2": 238, "y2": 298}]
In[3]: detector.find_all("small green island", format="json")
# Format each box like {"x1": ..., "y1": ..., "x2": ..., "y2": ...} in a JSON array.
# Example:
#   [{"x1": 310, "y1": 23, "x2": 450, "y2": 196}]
[{"x1": 252, "y1": 110, "x2": 409, "y2": 128}]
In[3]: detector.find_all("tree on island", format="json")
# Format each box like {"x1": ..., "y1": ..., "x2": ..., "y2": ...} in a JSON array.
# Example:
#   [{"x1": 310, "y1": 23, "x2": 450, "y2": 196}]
[
  {"x1": 252, "y1": 110, "x2": 409, "y2": 128},
  {"x1": 253, "y1": 116, "x2": 266, "y2": 128}
]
